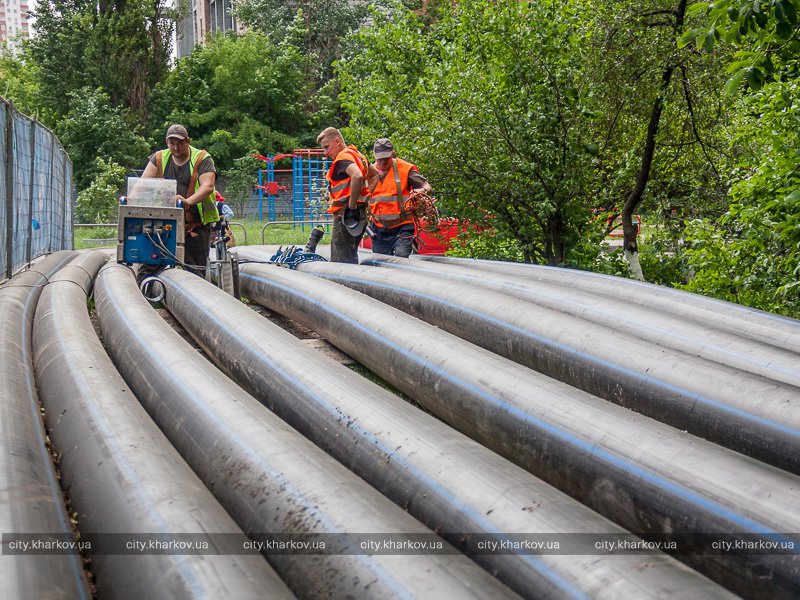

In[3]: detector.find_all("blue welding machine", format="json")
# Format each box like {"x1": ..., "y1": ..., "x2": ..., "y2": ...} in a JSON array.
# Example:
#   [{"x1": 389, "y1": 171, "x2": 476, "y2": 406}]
[{"x1": 116, "y1": 205, "x2": 185, "y2": 266}]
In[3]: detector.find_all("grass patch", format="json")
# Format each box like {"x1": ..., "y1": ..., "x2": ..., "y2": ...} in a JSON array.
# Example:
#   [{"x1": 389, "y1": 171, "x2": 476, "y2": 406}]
[
  {"x1": 74, "y1": 226, "x2": 117, "y2": 250},
  {"x1": 73, "y1": 221, "x2": 331, "y2": 250},
  {"x1": 231, "y1": 220, "x2": 332, "y2": 247}
]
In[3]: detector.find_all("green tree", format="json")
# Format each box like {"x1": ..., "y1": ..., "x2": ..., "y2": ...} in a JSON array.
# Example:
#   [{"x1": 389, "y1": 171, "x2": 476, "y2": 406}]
[
  {"x1": 339, "y1": 0, "x2": 596, "y2": 265},
  {"x1": 0, "y1": 46, "x2": 48, "y2": 120},
  {"x1": 676, "y1": 0, "x2": 800, "y2": 316},
  {"x1": 233, "y1": 0, "x2": 369, "y2": 76},
  {"x1": 29, "y1": 0, "x2": 172, "y2": 121},
  {"x1": 578, "y1": 0, "x2": 734, "y2": 280},
  {"x1": 76, "y1": 158, "x2": 127, "y2": 223},
  {"x1": 147, "y1": 29, "x2": 314, "y2": 170},
  {"x1": 680, "y1": 0, "x2": 799, "y2": 90},
  {"x1": 56, "y1": 88, "x2": 150, "y2": 191}
]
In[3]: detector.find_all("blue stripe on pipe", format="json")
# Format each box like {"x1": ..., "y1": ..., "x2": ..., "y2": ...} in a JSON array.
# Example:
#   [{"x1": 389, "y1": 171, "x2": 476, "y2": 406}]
[
  {"x1": 316, "y1": 271, "x2": 800, "y2": 442},
  {"x1": 102, "y1": 269, "x2": 418, "y2": 600},
  {"x1": 368, "y1": 259, "x2": 800, "y2": 381},
  {"x1": 173, "y1": 273, "x2": 589, "y2": 599},
  {"x1": 242, "y1": 270, "x2": 798, "y2": 547}
]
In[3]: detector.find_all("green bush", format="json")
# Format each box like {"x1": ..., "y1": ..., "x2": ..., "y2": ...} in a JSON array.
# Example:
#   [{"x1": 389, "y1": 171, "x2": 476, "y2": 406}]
[{"x1": 76, "y1": 158, "x2": 126, "y2": 224}]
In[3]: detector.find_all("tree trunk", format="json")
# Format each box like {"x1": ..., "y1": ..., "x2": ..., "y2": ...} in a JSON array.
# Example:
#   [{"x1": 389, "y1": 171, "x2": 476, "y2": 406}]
[{"x1": 622, "y1": 0, "x2": 688, "y2": 281}]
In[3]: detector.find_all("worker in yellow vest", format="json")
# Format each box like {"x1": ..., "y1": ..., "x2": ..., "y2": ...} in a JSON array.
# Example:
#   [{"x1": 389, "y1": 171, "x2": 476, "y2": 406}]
[
  {"x1": 368, "y1": 138, "x2": 432, "y2": 258},
  {"x1": 140, "y1": 124, "x2": 220, "y2": 275},
  {"x1": 317, "y1": 127, "x2": 377, "y2": 263}
]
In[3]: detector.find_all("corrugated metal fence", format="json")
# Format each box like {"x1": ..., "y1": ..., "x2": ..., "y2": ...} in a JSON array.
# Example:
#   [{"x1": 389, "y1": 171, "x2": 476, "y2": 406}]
[{"x1": 1, "y1": 99, "x2": 74, "y2": 278}]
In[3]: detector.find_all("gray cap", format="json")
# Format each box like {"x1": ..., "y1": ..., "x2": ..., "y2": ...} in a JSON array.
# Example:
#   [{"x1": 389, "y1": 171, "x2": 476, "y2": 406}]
[
  {"x1": 373, "y1": 138, "x2": 394, "y2": 159},
  {"x1": 342, "y1": 207, "x2": 365, "y2": 237},
  {"x1": 166, "y1": 124, "x2": 189, "y2": 140}
]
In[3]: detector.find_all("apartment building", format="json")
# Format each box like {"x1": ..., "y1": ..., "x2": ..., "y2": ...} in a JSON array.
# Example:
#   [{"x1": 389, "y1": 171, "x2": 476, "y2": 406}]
[
  {"x1": 176, "y1": 0, "x2": 241, "y2": 58},
  {"x1": 0, "y1": 0, "x2": 31, "y2": 52}
]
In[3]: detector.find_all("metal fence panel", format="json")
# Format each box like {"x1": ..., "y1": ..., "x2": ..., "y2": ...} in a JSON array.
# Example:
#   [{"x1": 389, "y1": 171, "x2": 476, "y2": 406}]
[
  {"x1": 31, "y1": 125, "x2": 53, "y2": 258},
  {"x1": 64, "y1": 155, "x2": 74, "y2": 250},
  {"x1": 0, "y1": 102, "x2": 6, "y2": 277},
  {"x1": 11, "y1": 112, "x2": 32, "y2": 272},
  {"x1": 1, "y1": 99, "x2": 74, "y2": 278}
]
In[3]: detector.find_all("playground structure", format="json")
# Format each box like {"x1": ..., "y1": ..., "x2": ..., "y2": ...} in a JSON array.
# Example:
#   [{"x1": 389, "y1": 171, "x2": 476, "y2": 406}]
[{"x1": 246, "y1": 150, "x2": 330, "y2": 228}]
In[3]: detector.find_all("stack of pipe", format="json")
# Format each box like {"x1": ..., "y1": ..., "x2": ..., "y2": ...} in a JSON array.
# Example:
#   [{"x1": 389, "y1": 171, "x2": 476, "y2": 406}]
[
  {"x1": 32, "y1": 251, "x2": 291, "y2": 599},
  {"x1": 0, "y1": 251, "x2": 91, "y2": 600},
  {"x1": 94, "y1": 262, "x2": 516, "y2": 600},
  {"x1": 234, "y1": 249, "x2": 800, "y2": 599},
  {"x1": 158, "y1": 267, "x2": 733, "y2": 600}
]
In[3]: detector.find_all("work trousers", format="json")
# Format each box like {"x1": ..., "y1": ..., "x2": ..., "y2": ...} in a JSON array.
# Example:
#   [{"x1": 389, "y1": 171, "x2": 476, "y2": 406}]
[
  {"x1": 185, "y1": 225, "x2": 210, "y2": 277},
  {"x1": 370, "y1": 223, "x2": 415, "y2": 258},
  {"x1": 331, "y1": 207, "x2": 367, "y2": 264}
]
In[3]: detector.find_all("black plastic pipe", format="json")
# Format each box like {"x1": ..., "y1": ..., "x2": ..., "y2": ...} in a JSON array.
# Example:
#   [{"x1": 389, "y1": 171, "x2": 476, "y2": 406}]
[
  {"x1": 412, "y1": 255, "x2": 800, "y2": 354},
  {"x1": 160, "y1": 267, "x2": 733, "y2": 600},
  {"x1": 361, "y1": 255, "x2": 800, "y2": 389},
  {"x1": 236, "y1": 261, "x2": 800, "y2": 600},
  {"x1": 287, "y1": 259, "x2": 800, "y2": 475},
  {"x1": 93, "y1": 263, "x2": 516, "y2": 600},
  {"x1": 0, "y1": 250, "x2": 91, "y2": 600},
  {"x1": 32, "y1": 251, "x2": 291, "y2": 600}
]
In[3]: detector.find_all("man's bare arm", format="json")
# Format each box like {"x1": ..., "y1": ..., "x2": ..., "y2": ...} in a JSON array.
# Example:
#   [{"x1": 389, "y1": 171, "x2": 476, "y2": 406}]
[
  {"x1": 346, "y1": 163, "x2": 364, "y2": 209},
  {"x1": 180, "y1": 172, "x2": 215, "y2": 206}
]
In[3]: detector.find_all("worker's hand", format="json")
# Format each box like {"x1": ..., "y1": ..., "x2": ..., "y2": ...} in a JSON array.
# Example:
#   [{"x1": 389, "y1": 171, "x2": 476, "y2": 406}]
[{"x1": 348, "y1": 200, "x2": 357, "y2": 210}]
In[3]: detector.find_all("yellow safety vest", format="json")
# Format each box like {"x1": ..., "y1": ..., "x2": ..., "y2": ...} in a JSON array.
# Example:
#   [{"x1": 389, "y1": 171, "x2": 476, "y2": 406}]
[{"x1": 156, "y1": 146, "x2": 220, "y2": 226}]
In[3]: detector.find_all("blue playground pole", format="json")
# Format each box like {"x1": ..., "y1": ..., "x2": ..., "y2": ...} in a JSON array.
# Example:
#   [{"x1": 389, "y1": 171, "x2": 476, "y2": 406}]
[
  {"x1": 292, "y1": 155, "x2": 304, "y2": 229},
  {"x1": 257, "y1": 168, "x2": 264, "y2": 221},
  {"x1": 266, "y1": 156, "x2": 276, "y2": 222}
]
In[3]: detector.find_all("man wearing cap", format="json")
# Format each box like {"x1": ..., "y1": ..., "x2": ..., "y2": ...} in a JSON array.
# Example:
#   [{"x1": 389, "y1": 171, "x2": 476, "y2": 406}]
[
  {"x1": 317, "y1": 127, "x2": 376, "y2": 263},
  {"x1": 368, "y1": 137, "x2": 432, "y2": 258},
  {"x1": 140, "y1": 124, "x2": 220, "y2": 275}
]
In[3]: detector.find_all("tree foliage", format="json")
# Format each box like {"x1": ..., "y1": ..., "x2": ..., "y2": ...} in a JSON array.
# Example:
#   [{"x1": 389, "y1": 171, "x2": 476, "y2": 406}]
[
  {"x1": 0, "y1": 46, "x2": 46, "y2": 119},
  {"x1": 680, "y1": 0, "x2": 800, "y2": 90},
  {"x1": 147, "y1": 29, "x2": 318, "y2": 170},
  {"x1": 76, "y1": 157, "x2": 127, "y2": 223},
  {"x1": 338, "y1": 0, "x2": 733, "y2": 270},
  {"x1": 672, "y1": 0, "x2": 800, "y2": 316},
  {"x1": 339, "y1": 0, "x2": 597, "y2": 264},
  {"x1": 29, "y1": 0, "x2": 172, "y2": 120},
  {"x1": 233, "y1": 0, "x2": 369, "y2": 77},
  {"x1": 57, "y1": 88, "x2": 150, "y2": 191},
  {"x1": 10, "y1": 0, "x2": 172, "y2": 193}
]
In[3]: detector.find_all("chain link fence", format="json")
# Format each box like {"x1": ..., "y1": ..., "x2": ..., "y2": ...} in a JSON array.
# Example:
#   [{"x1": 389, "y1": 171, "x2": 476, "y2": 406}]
[{"x1": 1, "y1": 99, "x2": 74, "y2": 279}]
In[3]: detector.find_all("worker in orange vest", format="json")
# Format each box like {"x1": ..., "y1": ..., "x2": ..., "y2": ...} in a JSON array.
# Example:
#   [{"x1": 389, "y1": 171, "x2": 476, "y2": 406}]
[
  {"x1": 317, "y1": 127, "x2": 377, "y2": 263},
  {"x1": 367, "y1": 138, "x2": 432, "y2": 258}
]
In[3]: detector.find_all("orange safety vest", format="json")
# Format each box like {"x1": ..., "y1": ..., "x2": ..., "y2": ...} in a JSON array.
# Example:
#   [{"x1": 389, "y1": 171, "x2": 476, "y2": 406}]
[
  {"x1": 369, "y1": 158, "x2": 417, "y2": 228},
  {"x1": 325, "y1": 145, "x2": 370, "y2": 215}
]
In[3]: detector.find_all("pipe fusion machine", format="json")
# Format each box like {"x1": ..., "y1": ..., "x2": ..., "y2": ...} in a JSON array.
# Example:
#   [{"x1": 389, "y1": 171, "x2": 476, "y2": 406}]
[
  {"x1": 117, "y1": 178, "x2": 184, "y2": 268},
  {"x1": 117, "y1": 178, "x2": 238, "y2": 299}
]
